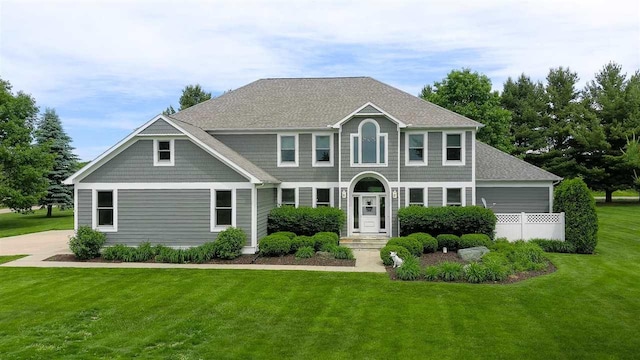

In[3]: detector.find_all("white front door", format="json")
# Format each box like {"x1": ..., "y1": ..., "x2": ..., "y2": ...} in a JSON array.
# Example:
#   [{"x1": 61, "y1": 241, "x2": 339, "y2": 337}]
[{"x1": 360, "y1": 195, "x2": 379, "y2": 233}]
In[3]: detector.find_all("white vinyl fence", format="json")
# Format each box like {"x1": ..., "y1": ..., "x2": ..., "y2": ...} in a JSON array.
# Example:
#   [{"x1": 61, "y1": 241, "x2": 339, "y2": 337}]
[{"x1": 495, "y1": 213, "x2": 565, "y2": 241}]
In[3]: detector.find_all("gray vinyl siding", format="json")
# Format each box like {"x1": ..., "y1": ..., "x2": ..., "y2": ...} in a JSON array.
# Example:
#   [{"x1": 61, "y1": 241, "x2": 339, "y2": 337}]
[
  {"x1": 391, "y1": 187, "x2": 399, "y2": 237},
  {"x1": 236, "y1": 189, "x2": 252, "y2": 246},
  {"x1": 82, "y1": 139, "x2": 248, "y2": 183},
  {"x1": 340, "y1": 116, "x2": 398, "y2": 182},
  {"x1": 299, "y1": 187, "x2": 312, "y2": 207},
  {"x1": 78, "y1": 189, "x2": 92, "y2": 227},
  {"x1": 400, "y1": 131, "x2": 473, "y2": 182},
  {"x1": 334, "y1": 188, "x2": 340, "y2": 208},
  {"x1": 428, "y1": 187, "x2": 443, "y2": 207},
  {"x1": 213, "y1": 133, "x2": 338, "y2": 182},
  {"x1": 139, "y1": 119, "x2": 182, "y2": 135},
  {"x1": 257, "y1": 188, "x2": 277, "y2": 239},
  {"x1": 476, "y1": 187, "x2": 550, "y2": 213},
  {"x1": 340, "y1": 188, "x2": 348, "y2": 236},
  {"x1": 400, "y1": 187, "x2": 406, "y2": 208},
  {"x1": 466, "y1": 187, "x2": 473, "y2": 206},
  {"x1": 357, "y1": 105, "x2": 381, "y2": 114}
]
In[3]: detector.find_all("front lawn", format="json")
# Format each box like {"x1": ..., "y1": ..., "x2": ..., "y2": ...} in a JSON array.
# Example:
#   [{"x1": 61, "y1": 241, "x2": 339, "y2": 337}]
[
  {"x1": 0, "y1": 208, "x2": 73, "y2": 238},
  {"x1": 0, "y1": 204, "x2": 638, "y2": 359}
]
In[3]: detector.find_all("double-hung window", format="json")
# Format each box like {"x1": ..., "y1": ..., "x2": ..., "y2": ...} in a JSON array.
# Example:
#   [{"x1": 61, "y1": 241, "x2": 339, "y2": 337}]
[
  {"x1": 315, "y1": 188, "x2": 331, "y2": 207},
  {"x1": 313, "y1": 134, "x2": 333, "y2": 166},
  {"x1": 446, "y1": 188, "x2": 462, "y2": 206},
  {"x1": 408, "y1": 188, "x2": 424, "y2": 206},
  {"x1": 280, "y1": 188, "x2": 296, "y2": 207},
  {"x1": 406, "y1": 133, "x2": 427, "y2": 165},
  {"x1": 154, "y1": 139, "x2": 174, "y2": 166},
  {"x1": 351, "y1": 120, "x2": 387, "y2": 166},
  {"x1": 94, "y1": 189, "x2": 117, "y2": 231},
  {"x1": 443, "y1": 132, "x2": 464, "y2": 165},
  {"x1": 212, "y1": 190, "x2": 234, "y2": 230},
  {"x1": 278, "y1": 134, "x2": 298, "y2": 167}
]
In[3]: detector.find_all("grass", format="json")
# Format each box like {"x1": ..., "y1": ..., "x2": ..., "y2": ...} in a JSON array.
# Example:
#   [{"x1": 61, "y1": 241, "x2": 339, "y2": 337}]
[
  {"x1": 0, "y1": 255, "x2": 27, "y2": 264},
  {"x1": 0, "y1": 205, "x2": 638, "y2": 359},
  {"x1": 591, "y1": 189, "x2": 638, "y2": 197},
  {"x1": 0, "y1": 208, "x2": 73, "y2": 238}
]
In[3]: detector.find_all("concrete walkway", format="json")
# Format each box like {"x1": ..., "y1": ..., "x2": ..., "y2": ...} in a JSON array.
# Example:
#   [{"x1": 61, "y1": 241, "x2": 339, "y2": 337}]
[{"x1": 0, "y1": 231, "x2": 386, "y2": 273}]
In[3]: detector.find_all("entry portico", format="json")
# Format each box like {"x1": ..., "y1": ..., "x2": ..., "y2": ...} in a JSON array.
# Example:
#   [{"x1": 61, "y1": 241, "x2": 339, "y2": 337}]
[{"x1": 347, "y1": 172, "x2": 392, "y2": 237}]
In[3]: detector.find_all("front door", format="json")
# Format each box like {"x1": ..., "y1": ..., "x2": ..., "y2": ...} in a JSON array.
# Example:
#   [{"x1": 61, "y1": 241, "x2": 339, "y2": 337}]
[{"x1": 360, "y1": 195, "x2": 379, "y2": 233}]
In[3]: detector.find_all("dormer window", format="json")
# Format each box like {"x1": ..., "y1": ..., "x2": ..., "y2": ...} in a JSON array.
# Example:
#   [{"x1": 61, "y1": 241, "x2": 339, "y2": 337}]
[
  {"x1": 351, "y1": 119, "x2": 387, "y2": 166},
  {"x1": 153, "y1": 139, "x2": 174, "y2": 166}
]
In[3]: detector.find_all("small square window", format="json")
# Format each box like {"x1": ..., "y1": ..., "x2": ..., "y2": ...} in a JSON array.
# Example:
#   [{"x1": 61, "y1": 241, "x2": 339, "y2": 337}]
[
  {"x1": 154, "y1": 139, "x2": 174, "y2": 166},
  {"x1": 281, "y1": 188, "x2": 296, "y2": 207},
  {"x1": 446, "y1": 188, "x2": 462, "y2": 206},
  {"x1": 409, "y1": 188, "x2": 424, "y2": 206},
  {"x1": 316, "y1": 188, "x2": 331, "y2": 207}
]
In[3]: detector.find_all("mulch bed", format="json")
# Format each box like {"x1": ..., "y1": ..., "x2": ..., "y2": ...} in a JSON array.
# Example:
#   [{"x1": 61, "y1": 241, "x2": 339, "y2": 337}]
[
  {"x1": 386, "y1": 251, "x2": 557, "y2": 284},
  {"x1": 44, "y1": 253, "x2": 355, "y2": 267}
]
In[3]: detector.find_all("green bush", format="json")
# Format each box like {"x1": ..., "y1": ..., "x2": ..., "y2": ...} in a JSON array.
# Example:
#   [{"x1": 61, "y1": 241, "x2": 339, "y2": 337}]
[
  {"x1": 482, "y1": 255, "x2": 511, "y2": 282},
  {"x1": 386, "y1": 237, "x2": 422, "y2": 257},
  {"x1": 135, "y1": 242, "x2": 155, "y2": 262},
  {"x1": 423, "y1": 266, "x2": 441, "y2": 281},
  {"x1": 554, "y1": 178, "x2": 598, "y2": 254},
  {"x1": 69, "y1": 226, "x2": 107, "y2": 260},
  {"x1": 459, "y1": 234, "x2": 492, "y2": 249},
  {"x1": 271, "y1": 231, "x2": 297, "y2": 239},
  {"x1": 101, "y1": 244, "x2": 135, "y2": 262},
  {"x1": 464, "y1": 262, "x2": 488, "y2": 283},
  {"x1": 508, "y1": 241, "x2": 546, "y2": 271},
  {"x1": 398, "y1": 206, "x2": 496, "y2": 238},
  {"x1": 395, "y1": 256, "x2": 422, "y2": 281},
  {"x1": 291, "y1": 235, "x2": 315, "y2": 252},
  {"x1": 408, "y1": 233, "x2": 438, "y2": 253},
  {"x1": 313, "y1": 232, "x2": 339, "y2": 251},
  {"x1": 330, "y1": 245, "x2": 355, "y2": 260},
  {"x1": 436, "y1": 234, "x2": 460, "y2": 250},
  {"x1": 268, "y1": 206, "x2": 345, "y2": 236},
  {"x1": 379, "y1": 245, "x2": 412, "y2": 266},
  {"x1": 295, "y1": 246, "x2": 315, "y2": 259},
  {"x1": 213, "y1": 227, "x2": 246, "y2": 259},
  {"x1": 259, "y1": 234, "x2": 291, "y2": 256},
  {"x1": 530, "y1": 239, "x2": 576, "y2": 253},
  {"x1": 438, "y1": 261, "x2": 464, "y2": 281},
  {"x1": 155, "y1": 246, "x2": 186, "y2": 263}
]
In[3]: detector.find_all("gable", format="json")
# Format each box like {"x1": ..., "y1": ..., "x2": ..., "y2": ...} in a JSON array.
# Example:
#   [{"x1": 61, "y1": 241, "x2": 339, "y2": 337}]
[
  {"x1": 138, "y1": 119, "x2": 183, "y2": 135},
  {"x1": 357, "y1": 105, "x2": 382, "y2": 114}
]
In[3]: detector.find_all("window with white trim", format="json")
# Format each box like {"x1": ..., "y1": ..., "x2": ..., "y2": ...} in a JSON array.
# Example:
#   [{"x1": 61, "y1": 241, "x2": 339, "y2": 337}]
[
  {"x1": 280, "y1": 188, "x2": 296, "y2": 207},
  {"x1": 313, "y1": 134, "x2": 333, "y2": 166},
  {"x1": 214, "y1": 190, "x2": 233, "y2": 227},
  {"x1": 446, "y1": 188, "x2": 462, "y2": 206},
  {"x1": 351, "y1": 120, "x2": 387, "y2": 166},
  {"x1": 94, "y1": 189, "x2": 117, "y2": 232},
  {"x1": 154, "y1": 139, "x2": 175, "y2": 166},
  {"x1": 315, "y1": 188, "x2": 331, "y2": 207},
  {"x1": 408, "y1": 188, "x2": 424, "y2": 206},
  {"x1": 277, "y1": 134, "x2": 298, "y2": 167},
  {"x1": 406, "y1": 133, "x2": 427, "y2": 165},
  {"x1": 444, "y1": 132, "x2": 464, "y2": 165}
]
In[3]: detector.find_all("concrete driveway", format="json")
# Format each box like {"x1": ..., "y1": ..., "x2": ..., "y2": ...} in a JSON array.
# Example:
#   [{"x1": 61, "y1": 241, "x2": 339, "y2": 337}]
[{"x1": 0, "y1": 230, "x2": 74, "y2": 256}]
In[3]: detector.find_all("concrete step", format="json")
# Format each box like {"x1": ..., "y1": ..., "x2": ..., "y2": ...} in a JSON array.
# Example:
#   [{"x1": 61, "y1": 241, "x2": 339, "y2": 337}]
[{"x1": 340, "y1": 237, "x2": 389, "y2": 250}]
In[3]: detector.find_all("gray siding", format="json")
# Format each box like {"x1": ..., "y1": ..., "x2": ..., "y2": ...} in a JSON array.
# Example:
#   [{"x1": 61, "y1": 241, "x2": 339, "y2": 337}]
[
  {"x1": 214, "y1": 133, "x2": 338, "y2": 182},
  {"x1": 341, "y1": 116, "x2": 398, "y2": 182},
  {"x1": 299, "y1": 187, "x2": 312, "y2": 207},
  {"x1": 391, "y1": 187, "x2": 399, "y2": 236},
  {"x1": 466, "y1": 187, "x2": 473, "y2": 206},
  {"x1": 400, "y1": 131, "x2": 473, "y2": 182},
  {"x1": 82, "y1": 140, "x2": 248, "y2": 183},
  {"x1": 236, "y1": 189, "x2": 252, "y2": 246},
  {"x1": 340, "y1": 188, "x2": 348, "y2": 236},
  {"x1": 257, "y1": 188, "x2": 277, "y2": 239},
  {"x1": 428, "y1": 187, "x2": 443, "y2": 207},
  {"x1": 78, "y1": 189, "x2": 92, "y2": 227},
  {"x1": 476, "y1": 187, "x2": 550, "y2": 213},
  {"x1": 139, "y1": 119, "x2": 182, "y2": 135},
  {"x1": 357, "y1": 105, "x2": 381, "y2": 114}
]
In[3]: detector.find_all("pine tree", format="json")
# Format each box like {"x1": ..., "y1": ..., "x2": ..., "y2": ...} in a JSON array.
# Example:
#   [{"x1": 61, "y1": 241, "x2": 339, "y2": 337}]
[{"x1": 35, "y1": 108, "x2": 78, "y2": 217}]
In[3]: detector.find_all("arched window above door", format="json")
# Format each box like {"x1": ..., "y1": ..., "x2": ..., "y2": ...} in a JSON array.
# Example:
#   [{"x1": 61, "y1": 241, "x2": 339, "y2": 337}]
[{"x1": 350, "y1": 119, "x2": 387, "y2": 166}]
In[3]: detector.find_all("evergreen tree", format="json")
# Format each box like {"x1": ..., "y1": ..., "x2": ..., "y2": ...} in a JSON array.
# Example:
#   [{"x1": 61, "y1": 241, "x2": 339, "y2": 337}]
[
  {"x1": 163, "y1": 84, "x2": 212, "y2": 115},
  {"x1": 35, "y1": 108, "x2": 78, "y2": 217}
]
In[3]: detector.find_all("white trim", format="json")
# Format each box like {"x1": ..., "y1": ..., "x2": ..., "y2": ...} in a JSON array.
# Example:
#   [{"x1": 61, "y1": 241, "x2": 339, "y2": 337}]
[
  {"x1": 73, "y1": 186, "x2": 78, "y2": 231},
  {"x1": 400, "y1": 181, "x2": 473, "y2": 188},
  {"x1": 476, "y1": 181, "x2": 555, "y2": 187},
  {"x1": 350, "y1": 119, "x2": 388, "y2": 167},
  {"x1": 332, "y1": 102, "x2": 407, "y2": 128},
  {"x1": 278, "y1": 187, "x2": 299, "y2": 207},
  {"x1": 406, "y1": 187, "x2": 427, "y2": 207},
  {"x1": 405, "y1": 131, "x2": 428, "y2": 166},
  {"x1": 338, "y1": 126, "x2": 342, "y2": 210},
  {"x1": 279, "y1": 181, "x2": 339, "y2": 188},
  {"x1": 549, "y1": 184, "x2": 554, "y2": 213},
  {"x1": 92, "y1": 188, "x2": 118, "y2": 232},
  {"x1": 443, "y1": 187, "x2": 465, "y2": 207},
  {"x1": 312, "y1": 133, "x2": 334, "y2": 167},
  {"x1": 277, "y1": 133, "x2": 299, "y2": 167},
  {"x1": 76, "y1": 182, "x2": 253, "y2": 190},
  {"x1": 241, "y1": 246, "x2": 257, "y2": 255},
  {"x1": 347, "y1": 171, "x2": 392, "y2": 237},
  {"x1": 211, "y1": 189, "x2": 236, "y2": 232},
  {"x1": 312, "y1": 187, "x2": 334, "y2": 207},
  {"x1": 442, "y1": 131, "x2": 465, "y2": 166},
  {"x1": 471, "y1": 129, "x2": 476, "y2": 206},
  {"x1": 251, "y1": 186, "x2": 258, "y2": 248},
  {"x1": 153, "y1": 139, "x2": 175, "y2": 166},
  {"x1": 137, "y1": 134, "x2": 187, "y2": 138}
]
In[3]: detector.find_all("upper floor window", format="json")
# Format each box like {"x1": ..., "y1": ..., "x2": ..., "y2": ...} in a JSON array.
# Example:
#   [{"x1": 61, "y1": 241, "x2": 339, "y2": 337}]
[
  {"x1": 277, "y1": 134, "x2": 298, "y2": 167},
  {"x1": 351, "y1": 119, "x2": 387, "y2": 166},
  {"x1": 446, "y1": 188, "x2": 462, "y2": 206},
  {"x1": 406, "y1": 133, "x2": 427, "y2": 166},
  {"x1": 154, "y1": 139, "x2": 174, "y2": 166},
  {"x1": 313, "y1": 134, "x2": 334, "y2": 167},
  {"x1": 443, "y1": 132, "x2": 465, "y2": 166}
]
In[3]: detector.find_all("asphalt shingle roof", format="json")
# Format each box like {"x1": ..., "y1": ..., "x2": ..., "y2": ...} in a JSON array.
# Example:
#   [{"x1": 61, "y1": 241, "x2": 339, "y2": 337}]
[
  {"x1": 476, "y1": 142, "x2": 562, "y2": 182},
  {"x1": 172, "y1": 77, "x2": 483, "y2": 130}
]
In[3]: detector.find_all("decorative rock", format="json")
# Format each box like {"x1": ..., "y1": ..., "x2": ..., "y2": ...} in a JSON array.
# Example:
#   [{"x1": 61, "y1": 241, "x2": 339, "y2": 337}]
[{"x1": 458, "y1": 246, "x2": 490, "y2": 262}]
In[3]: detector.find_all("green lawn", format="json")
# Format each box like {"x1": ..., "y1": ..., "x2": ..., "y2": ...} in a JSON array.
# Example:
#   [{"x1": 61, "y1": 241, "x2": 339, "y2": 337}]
[
  {"x1": 591, "y1": 189, "x2": 639, "y2": 197},
  {"x1": 0, "y1": 208, "x2": 73, "y2": 238},
  {"x1": 0, "y1": 205, "x2": 638, "y2": 359},
  {"x1": 0, "y1": 255, "x2": 27, "y2": 264}
]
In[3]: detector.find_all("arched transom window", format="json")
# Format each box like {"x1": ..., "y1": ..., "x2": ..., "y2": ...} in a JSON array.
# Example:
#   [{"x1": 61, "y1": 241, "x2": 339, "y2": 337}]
[{"x1": 351, "y1": 119, "x2": 387, "y2": 166}]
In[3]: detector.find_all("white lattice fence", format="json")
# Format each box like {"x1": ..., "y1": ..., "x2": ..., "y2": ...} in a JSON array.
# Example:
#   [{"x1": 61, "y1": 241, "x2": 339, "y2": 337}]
[{"x1": 495, "y1": 213, "x2": 565, "y2": 241}]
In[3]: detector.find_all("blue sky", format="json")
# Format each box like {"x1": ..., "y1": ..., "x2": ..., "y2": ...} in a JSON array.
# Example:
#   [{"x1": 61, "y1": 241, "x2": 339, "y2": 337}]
[{"x1": 1, "y1": 0, "x2": 639, "y2": 161}]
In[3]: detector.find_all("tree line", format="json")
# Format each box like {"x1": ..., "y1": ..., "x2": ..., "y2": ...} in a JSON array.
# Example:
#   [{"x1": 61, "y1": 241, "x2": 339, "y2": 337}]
[{"x1": 421, "y1": 62, "x2": 640, "y2": 202}]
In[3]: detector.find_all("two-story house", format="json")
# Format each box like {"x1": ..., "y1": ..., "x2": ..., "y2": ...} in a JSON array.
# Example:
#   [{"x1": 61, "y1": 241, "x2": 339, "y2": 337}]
[{"x1": 64, "y1": 77, "x2": 561, "y2": 253}]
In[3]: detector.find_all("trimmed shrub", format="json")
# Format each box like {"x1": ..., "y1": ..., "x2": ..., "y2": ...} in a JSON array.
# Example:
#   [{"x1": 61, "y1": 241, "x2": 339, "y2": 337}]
[
  {"x1": 459, "y1": 234, "x2": 492, "y2": 249},
  {"x1": 386, "y1": 237, "x2": 422, "y2": 257},
  {"x1": 313, "y1": 232, "x2": 339, "y2": 251},
  {"x1": 398, "y1": 206, "x2": 496, "y2": 238},
  {"x1": 379, "y1": 245, "x2": 412, "y2": 266},
  {"x1": 464, "y1": 262, "x2": 488, "y2": 283},
  {"x1": 436, "y1": 234, "x2": 460, "y2": 250},
  {"x1": 213, "y1": 227, "x2": 246, "y2": 259},
  {"x1": 69, "y1": 226, "x2": 107, "y2": 260},
  {"x1": 530, "y1": 239, "x2": 576, "y2": 253},
  {"x1": 408, "y1": 233, "x2": 438, "y2": 253},
  {"x1": 330, "y1": 245, "x2": 355, "y2": 260},
  {"x1": 438, "y1": 261, "x2": 464, "y2": 281},
  {"x1": 423, "y1": 266, "x2": 441, "y2": 281},
  {"x1": 268, "y1": 206, "x2": 345, "y2": 236},
  {"x1": 291, "y1": 235, "x2": 315, "y2": 252},
  {"x1": 295, "y1": 246, "x2": 315, "y2": 259},
  {"x1": 259, "y1": 234, "x2": 291, "y2": 256},
  {"x1": 554, "y1": 178, "x2": 598, "y2": 254},
  {"x1": 271, "y1": 231, "x2": 297, "y2": 240},
  {"x1": 396, "y1": 256, "x2": 421, "y2": 281}
]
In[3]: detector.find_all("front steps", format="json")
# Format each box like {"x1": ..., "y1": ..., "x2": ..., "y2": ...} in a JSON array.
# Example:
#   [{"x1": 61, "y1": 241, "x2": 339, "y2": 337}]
[{"x1": 340, "y1": 235, "x2": 389, "y2": 250}]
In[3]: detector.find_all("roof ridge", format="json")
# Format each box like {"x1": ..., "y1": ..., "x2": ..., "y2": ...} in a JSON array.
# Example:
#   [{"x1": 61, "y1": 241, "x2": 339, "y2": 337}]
[{"x1": 259, "y1": 76, "x2": 371, "y2": 80}]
